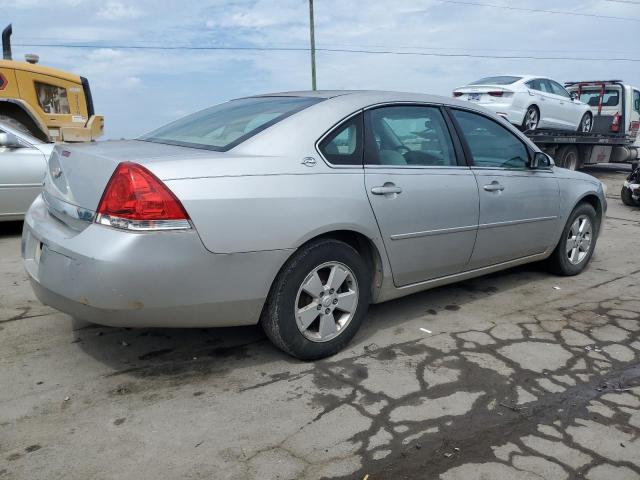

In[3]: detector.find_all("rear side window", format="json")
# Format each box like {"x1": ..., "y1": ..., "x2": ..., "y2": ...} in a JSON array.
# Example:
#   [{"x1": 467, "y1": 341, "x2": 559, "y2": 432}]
[
  {"x1": 140, "y1": 96, "x2": 324, "y2": 151},
  {"x1": 365, "y1": 106, "x2": 457, "y2": 166},
  {"x1": 318, "y1": 114, "x2": 363, "y2": 166},
  {"x1": 451, "y1": 109, "x2": 529, "y2": 169},
  {"x1": 470, "y1": 76, "x2": 521, "y2": 85}
]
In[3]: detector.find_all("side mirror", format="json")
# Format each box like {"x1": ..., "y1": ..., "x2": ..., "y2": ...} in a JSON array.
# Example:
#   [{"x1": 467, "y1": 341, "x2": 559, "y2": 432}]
[
  {"x1": 570, "y1": 92, "x2": 579, "y2": 101},
  {"x1": 529, "y1": 151, "x2": 554, "y2": 169},
  {"x1": 0, "y1": 131, "x2": 24, "y2": 148}
]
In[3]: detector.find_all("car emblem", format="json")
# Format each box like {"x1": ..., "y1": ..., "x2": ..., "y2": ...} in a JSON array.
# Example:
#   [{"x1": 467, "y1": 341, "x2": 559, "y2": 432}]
[
  {"x1": 52, "y1": 166, "x2": 63, "y2": 178},
  {"x1": 301, "y1": 157, "x2": 317, "y2": 167}
]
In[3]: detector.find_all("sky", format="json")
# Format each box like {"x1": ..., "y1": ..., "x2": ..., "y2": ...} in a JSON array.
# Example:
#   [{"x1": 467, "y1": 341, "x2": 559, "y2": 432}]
[{"x1": 1, "y1": 0, "x2": 638, "y2": 139}]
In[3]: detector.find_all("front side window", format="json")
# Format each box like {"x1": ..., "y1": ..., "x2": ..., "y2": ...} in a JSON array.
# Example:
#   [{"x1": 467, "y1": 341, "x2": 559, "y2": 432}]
[
  {"x1": 633, "y1": 90, "x2": 640, "y2": 113},
  {"x1": 140, "y1": 96, "x2": 324, "y2": 151},
  {"x1": 318, "y1": 114, "x2": 363, "y2": 166},
  {"x1": 35, "y1": 82, "x2": 70, "y2": 114},
  {"x1": 451, "y1": 109, "x2": 530, "y2": 169},
  {"x1": 365, "y1": 106, "x2": 457, "y2": 166},
  {"x1": 549, "y1": 80, "x2": 571, "y2": 99}
]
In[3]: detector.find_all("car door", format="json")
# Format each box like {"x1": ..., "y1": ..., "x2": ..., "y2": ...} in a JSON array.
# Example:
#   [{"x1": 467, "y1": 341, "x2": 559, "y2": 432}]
[
  {"x1": 448, "y1": 108, "x2": 560, "y2": 268},
  {"x1": 363, "y1": 104, "x2": 479, "y2": 287},
  {"x1": 526, "y1": 78, "x2": 562, "y2": 128},
  {"x1": 548, "y1": 79, "x2": 581, "y2": 128},
  {"x1": 0, "y1": 127, "x2": 47, "y2": 219}
]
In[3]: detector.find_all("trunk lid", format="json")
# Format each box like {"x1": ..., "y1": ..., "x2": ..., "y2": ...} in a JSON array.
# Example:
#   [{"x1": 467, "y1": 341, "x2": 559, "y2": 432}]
[
  {"x1": 453, "y1": 86, "x2": 514, "y2": 102},
  {"x1": 42, "y1": 140, "x2": 215, "y2": 229}
]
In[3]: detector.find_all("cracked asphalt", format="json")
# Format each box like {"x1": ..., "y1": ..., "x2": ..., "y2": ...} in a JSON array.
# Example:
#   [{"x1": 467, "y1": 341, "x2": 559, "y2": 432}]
[{"x1": 1, "y1": 164, "x2": 639, "y2": 480}]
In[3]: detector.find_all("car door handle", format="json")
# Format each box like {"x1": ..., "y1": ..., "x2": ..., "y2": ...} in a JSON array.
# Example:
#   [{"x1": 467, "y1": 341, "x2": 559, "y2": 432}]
[
  {"x1": 483, "y1": 182, "x2": 505, "y2": 192},
  {"x1": 371, "y1": 184, "x2": 403, "y2": 195}
]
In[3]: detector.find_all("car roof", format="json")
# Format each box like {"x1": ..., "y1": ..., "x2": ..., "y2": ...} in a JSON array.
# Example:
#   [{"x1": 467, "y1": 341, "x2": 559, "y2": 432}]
[{"x1": 247, "y1": 89, "x2": 476, "y2": 109}]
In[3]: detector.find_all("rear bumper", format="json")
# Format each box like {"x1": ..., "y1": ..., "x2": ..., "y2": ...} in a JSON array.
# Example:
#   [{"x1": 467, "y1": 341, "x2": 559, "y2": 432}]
[{"x1": 22, "y1": 195, "x2": 292, "y2": 328}]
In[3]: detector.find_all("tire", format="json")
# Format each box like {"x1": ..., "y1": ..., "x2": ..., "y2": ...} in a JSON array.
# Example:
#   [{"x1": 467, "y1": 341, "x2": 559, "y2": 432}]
[
  {"x1": 261, "y1": 238, "x2": 371, "y2": 360},
  {"x1": 621, "y1": 186, "x2": 639, "y2": 207},
  {"x1": 577, "y1": 112, "x2": 592, "y2": 133},
  {"x1": 556, "y1": 145, "x2": 580, "y2": 171},
  {"x1": 548, "y1": 203, "x2": 599, "y2": 276},
  {"x1": 521, "y1": 106, "x2": 539, "y2": 131}
]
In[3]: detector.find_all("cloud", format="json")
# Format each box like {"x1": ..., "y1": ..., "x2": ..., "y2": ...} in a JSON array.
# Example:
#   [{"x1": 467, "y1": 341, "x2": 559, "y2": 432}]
[
  {"x1": 97, "y1": 1, "x2": 142, "y2": 20},
  {"x1": 3, "y1": 0, "x2": 638, "y2": 138}
]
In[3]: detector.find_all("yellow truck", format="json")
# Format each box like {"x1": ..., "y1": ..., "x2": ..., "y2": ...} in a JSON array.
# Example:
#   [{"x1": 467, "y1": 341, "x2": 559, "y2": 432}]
[{"x1": 0, "y1": 24, "x2": 103, "y2": 142}]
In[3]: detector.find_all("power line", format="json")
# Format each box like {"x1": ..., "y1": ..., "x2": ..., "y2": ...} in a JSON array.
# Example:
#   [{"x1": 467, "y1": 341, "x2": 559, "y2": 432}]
[
  {"x1": 438, "y1": 0, "x2": 640, "y2": 21},
  {"x1": 13, "y1": 42, "x2": 640, "y2": 62}
]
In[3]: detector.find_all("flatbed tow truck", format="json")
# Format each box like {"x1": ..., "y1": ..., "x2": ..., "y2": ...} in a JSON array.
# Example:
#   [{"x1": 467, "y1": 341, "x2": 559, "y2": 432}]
[{"x1": 523, "y1": 80, "x2": 639, "y2": 170}]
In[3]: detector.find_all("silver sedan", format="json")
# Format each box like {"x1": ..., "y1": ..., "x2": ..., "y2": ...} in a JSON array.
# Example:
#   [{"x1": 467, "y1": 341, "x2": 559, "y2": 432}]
[
  {"x1": 22, "y1": 91, "x2": 606, "y2": 359},
  {"x1": 0, "y1": 121, "x2": 53, "y2": 221}
]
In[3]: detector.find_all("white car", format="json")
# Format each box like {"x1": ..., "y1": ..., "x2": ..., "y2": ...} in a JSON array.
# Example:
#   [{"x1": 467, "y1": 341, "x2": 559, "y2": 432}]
[
  {"x1": 453, "y1": 75, "x2": 593, "y2": 133},
  {"x1": 0, "y1": 121, "x2": 53, "y2": 221}
]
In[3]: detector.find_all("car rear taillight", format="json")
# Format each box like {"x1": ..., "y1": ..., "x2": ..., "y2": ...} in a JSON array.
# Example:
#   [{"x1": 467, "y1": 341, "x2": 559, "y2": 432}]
[
  {"x1": 611, "y1": 113, "x2": 621, "y2": 133},
  {"x1": 96, "y1": 162, "x2": 191, "y2": 231},
  {"x1": 453, "y1": 92, "x2": 463, "y2": 97},
  {"x1": 488, "y1": 91, "x2": 504, "y2": 97}
]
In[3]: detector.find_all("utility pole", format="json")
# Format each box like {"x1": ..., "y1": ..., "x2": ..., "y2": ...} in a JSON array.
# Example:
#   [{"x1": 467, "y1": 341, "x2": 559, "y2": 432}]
[{"x1": 309, "y1": 0, "x2": 317, "y2": 90}]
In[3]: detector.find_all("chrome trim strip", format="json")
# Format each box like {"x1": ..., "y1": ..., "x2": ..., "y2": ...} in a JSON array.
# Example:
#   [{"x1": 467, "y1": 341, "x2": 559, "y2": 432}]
[
  {"x1": 478, "y1": 216, "x2": 557, "y2": 230},
  {"x1": 390, "y1": 224, "x2": 477, "y2": 240},
  {"x1": 0, "y1": 183, "x2": 42, "y2": 188},
  {"x1": 389, "y1": 216, "x2": 557, "y2": 241}
]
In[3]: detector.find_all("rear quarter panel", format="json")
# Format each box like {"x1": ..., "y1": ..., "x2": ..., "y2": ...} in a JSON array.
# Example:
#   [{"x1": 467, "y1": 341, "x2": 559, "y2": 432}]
[
  {"x1": 167, "y1": 168, "x2": 382, "y2": 254},
  {"x1": 553, "y1": 169, "x2": 605, "y2": 243}
]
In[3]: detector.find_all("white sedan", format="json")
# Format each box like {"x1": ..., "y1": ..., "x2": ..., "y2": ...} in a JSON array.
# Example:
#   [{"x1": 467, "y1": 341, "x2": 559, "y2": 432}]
[
  {"x1": 0, "y1": 121, "x2": 53, "y2": 221},
  {"x1": 453, "y1": 75, "x2": 593, "y2": 132}
]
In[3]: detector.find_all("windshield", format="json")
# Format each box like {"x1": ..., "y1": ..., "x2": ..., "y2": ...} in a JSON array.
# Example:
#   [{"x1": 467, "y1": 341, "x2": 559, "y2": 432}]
[
  {"x1": 470, "y1": 76, "x2": 522, "y2": 85},
  {"x1": 139, "y1": 96, "x2": 324, "y2": 151}
]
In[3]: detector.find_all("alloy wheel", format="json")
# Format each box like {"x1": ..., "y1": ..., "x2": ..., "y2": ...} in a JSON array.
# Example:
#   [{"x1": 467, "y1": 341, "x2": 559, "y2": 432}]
[
  {"x1": 566, "y1": 215, "x2": 592, "y2": 265},
  {"x1": 294, "y1": 262, "x2": 359, "y2": 342},
  {"x1": 525, "y1": 108, "x2": 539, "y2": 130},
  {"x1": 581, "y1": 115, "x2": 592, "y2": 133}
]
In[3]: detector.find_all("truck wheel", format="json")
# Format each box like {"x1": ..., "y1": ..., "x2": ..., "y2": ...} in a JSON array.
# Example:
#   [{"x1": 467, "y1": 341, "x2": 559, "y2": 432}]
[
  {"x1": 621, "y1": 186, "x2": 639, "y2": 207},
  {"x1": 556, "y1": 145, "x2": 580, "y2": 170},
  {"x1": 547, "y1": 203, "x2": 599, "y2": 276},
  {"x1": 577, "y1": 113, "x2": 592, "y2": 133},
  {"x1": 261, "y1": 238, "x2": 371, "y2": 360}
]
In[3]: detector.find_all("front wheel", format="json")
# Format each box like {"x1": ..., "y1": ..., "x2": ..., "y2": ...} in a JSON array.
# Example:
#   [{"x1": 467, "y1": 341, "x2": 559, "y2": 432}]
[
  {"x1": 577, "y1": 113, "x2": 592, "y2": 133},
  {"x1": 261, "y1": 238, "x2": 371, "y2": 360},
  {"x1": 547, "y1": 203, "x2": 599, "y2": 276}
]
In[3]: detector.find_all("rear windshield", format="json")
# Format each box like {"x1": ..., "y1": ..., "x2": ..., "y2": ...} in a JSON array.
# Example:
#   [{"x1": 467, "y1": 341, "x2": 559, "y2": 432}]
[
  {"x1": 139, "y1": 96, "x2": 324, "y2": 151},
  {"x1": 470, "y1": 76, "x2": 522, "y2": 85},
  {"x1": 578, "y1": 89, "x2": 620, "y2": 107}
]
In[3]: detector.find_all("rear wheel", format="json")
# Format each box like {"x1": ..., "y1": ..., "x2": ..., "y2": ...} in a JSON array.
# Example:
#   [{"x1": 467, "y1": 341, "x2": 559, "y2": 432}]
[
  {"x1": 522, "y1": 106, "x2": 539, "y2": 131},
  {"x1": 548, "y1": 203, "x2": 598, "y2": 276},
  {"x1": 577, "y1": 112, "x2": 592, "y2": 133},
  {"x1": 261, "y1": 238, "x2": 371, "y2": 360},
  {"x1": 555, "y1": 145, "x2": 580, "y2": 171}
]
